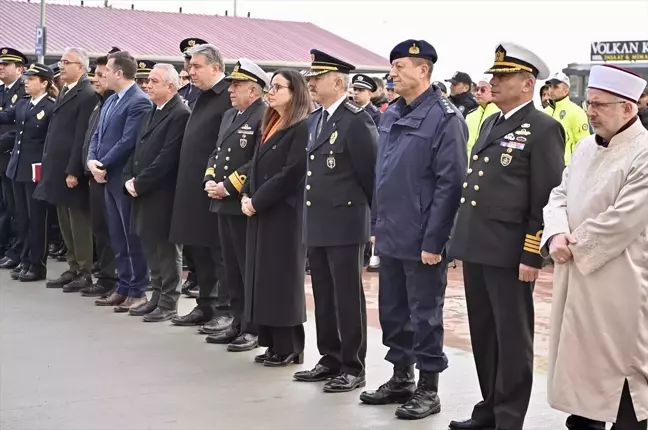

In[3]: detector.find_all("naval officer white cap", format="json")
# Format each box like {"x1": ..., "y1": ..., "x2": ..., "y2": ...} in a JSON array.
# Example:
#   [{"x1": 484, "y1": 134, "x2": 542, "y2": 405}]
[
  {"x1": 485, "y1": 42, "x2": 550, "y2": 81},
  {"x1": 225, "y1": 58, "x2": 270, "y2": 90}
]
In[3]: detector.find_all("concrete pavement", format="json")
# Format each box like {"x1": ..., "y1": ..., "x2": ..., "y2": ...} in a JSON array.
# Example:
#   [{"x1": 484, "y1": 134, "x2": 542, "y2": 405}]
[{"x1": 1, "y1": 261, "x2": 566, "y2": 430}]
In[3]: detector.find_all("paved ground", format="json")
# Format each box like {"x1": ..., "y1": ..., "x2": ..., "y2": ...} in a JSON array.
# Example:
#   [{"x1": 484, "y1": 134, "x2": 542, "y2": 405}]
[{"x1": 1, "y1": 261, "x2": 566, "y2": 430}]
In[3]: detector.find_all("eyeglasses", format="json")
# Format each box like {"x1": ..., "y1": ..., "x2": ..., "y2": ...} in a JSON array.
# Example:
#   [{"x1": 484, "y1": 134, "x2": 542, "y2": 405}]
[
  {"x1": 475, "y1": 86, "x2": 490, "y2": 94},
  {"x1": 584, "y1": 100, "x2": 626, "y2": 110},
  {"x1": 268, "y1": 83, "x2": 290, "y2": 93},
  {"x1": 58, "y1": 60, "x2": 81, "y2": 67}
]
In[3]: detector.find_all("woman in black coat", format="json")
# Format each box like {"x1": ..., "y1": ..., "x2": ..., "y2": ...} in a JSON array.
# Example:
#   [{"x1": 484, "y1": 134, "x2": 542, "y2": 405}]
[
  {"x1": 241, "y1": 70, "x2": 310, "y2": 366},
  {"x1": 0, "y1": 63, "x2": 57, "y2": 281}
]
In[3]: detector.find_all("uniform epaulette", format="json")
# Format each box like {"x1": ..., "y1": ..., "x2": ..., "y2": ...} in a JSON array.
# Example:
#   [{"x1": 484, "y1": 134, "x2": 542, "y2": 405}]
[
  {"x1": 368, "y1": 103, "x2": 379, "y2": 112},
  {"x1": 343, "y1": 99, "x2": 363, "y2": 114},
  {"x1": 48, "y1": 96, "x2": 56, "y2": 102},
  {"x1": 439, "y1": 97, "x2": 457, "y2": 116}
]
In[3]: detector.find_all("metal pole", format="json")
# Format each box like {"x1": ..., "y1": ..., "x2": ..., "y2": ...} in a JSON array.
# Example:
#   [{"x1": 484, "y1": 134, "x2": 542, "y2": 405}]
[
  {"x1": 38, "y1": 0, "x2": 46, "y2": 63},
  {"x1": 233, "y1": 0, "x2": 237, "y2": 17}
]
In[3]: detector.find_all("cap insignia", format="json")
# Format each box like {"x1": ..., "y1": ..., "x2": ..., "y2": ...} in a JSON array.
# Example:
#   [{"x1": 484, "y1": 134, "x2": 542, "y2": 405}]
[
  {"x1": 1, "y1": 49, "x2": 7, "y2": 55},
  {"x1": 495, "y1": 46, "x2": 506, "y2": 62},
  {"x1": 188, "y1": 39, "x2": 196, "y2": 47},
  {"x1": 233, "y1": 64, "x2": 240, "y2": 73},
  {"x1": 409, "y1": 43, "x2": 420, "y2": 55},
  {"x1": 358, "y1": 76, "x2": 363, "y2": 81},
  {"x1": 311, "y1": 53, "x2": 315, "y2": 62},
  {"x1": 138, "y1": 62, "x2": 146, "y2": 68}
]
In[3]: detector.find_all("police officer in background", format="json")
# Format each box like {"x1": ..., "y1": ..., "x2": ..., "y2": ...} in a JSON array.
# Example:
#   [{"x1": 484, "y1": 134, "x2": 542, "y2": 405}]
[
  {"x1": 447, "y1": 71, "x2": 478, "y2": 116},
  {"x1": 0, "y1": 47, "x2": 27, "y2": 269},
  {"x1": 293, "y1": 50, "x2": 377, "y2": 393},
  {"x1": 351, "y1": 73, "x2": 382, "y2": 127},
  {"x1": 135, "y1": 60, "x2": 156, "y2": 93},
  {"x1": 448, "y1": 43, "x2": 566, "y2": 430},
  {"x1": 433, "y1": 81, "x2": 448, "y2": 97},
  {"x1": 178, "y1": 37, "x2": 207, "y2": 109},
  {"x1": 360, "y1": 40, "x2": 467, "y2": 420}
]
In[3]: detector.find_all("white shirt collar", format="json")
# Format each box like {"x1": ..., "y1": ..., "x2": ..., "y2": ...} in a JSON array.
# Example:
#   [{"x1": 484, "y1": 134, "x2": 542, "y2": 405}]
[
  {"x1": 501, "y1": 100, "x2": 533, "y2": 120},
  {"x1": 325, "y1": 95, "x2": 348, "y2": 121},
  {"x1": 31, "y1": 93, "x2": 47, "y2": 106},
  {"x1": 66, "y1": 80, "x2": 79, "y2": 91},
  {"x1": 5, "y1": 79, "x2": 18, "y2": 90}
]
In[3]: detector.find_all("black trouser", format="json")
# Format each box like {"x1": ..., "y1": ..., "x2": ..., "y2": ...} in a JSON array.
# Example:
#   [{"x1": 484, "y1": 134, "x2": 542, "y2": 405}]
[
  {"x1": 258, "y1": 324, "x2": 305, "y2": 356},
  {"x1": 308, "y1": 244, "x2": 367, "y2": 376},
  {"x1": 184, "y1": 244, "x2": 228, "y2": 315},
  {"x1": 218, "y1": 214, "x2": 256, "y2": 334},
  {"x1": 183, "y1": 248, "x2": 197, "y2": 284},
  {"x1": 142, "y1": 239, "x2": 182, "y2": 310},
  {"x1": 463, "y1": 262, "x2": 534, "y2": 430},
  {"x1": 379, "y1": 255, "x2": 449, "y2": 373},
  {"x1": 47, "y1": 203, "x2": 62, "y2": 247},
  {"x1": 0, "y1": 173, "x2": 21, "y2": 261},
  {"x1": 12, "y1": 181, "x2": 48, "y2": 270},
  {"x1": 89, "y1": 179, "x2": 116, "y2": 284},
  {"x1": 567, "y1": 380, "x2": 647, "y2": 430}
]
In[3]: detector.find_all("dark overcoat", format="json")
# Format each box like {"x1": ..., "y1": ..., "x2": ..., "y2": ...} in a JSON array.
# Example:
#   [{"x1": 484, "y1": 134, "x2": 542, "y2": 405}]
[{"x1": 242, "y1": 120, "x2": 308, "y2": 327}]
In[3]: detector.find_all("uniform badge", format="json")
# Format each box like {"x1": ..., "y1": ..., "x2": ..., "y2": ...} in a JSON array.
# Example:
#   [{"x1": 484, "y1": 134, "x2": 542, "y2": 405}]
[
  {"x1": 505, "y1": 133, "x2": 515, "y2": 140},
  {"x1": 516, "y1": 137, "x2": 527, "y2": 143},
  {"x1": 330, "y1": 130, "x2": 338, "y2": 144},
  {"x1": 326, "y1": 156, "x2": 336, "y2": 169},
  {"x1": 560, "y1": 110, "x2": 566, "y2": 120},
  {"x1": 36, "y1": 110, "x2": 45, "y2": 120},
  {"x1": 501, "y1": 153, "x2": 512, "y2": 166},
  {"x1": 240, "y1": 138, "x2": 247, "y2": 148},
  {"x1": 515, "y1": 129, "x2": 530, "y2": 136},
  {"x1": 458, "y1": 105, "x2": 465, "y2": 113},
  {"x1": 522, "y1": 123, "x2": 530, "y2": 128},
  {"x1": 11, "y1": 94, "x2": 17, "y2": 104},
  {"x1": 582, "y1": 123, "x2": 589, "y2": 130}
]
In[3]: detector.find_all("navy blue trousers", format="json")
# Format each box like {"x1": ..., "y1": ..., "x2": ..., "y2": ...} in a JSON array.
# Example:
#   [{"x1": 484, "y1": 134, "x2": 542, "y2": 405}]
[{"x1": 378, "y1": 255, "x2": 448, "y2": 373}]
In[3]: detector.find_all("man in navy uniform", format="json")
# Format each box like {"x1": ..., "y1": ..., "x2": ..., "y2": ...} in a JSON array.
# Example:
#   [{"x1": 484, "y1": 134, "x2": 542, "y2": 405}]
[
  {"x1": 0, "y1": 47, "x2": 28, "y2": 269},
  {"x1": 359, "y1": 39, "x2": 467, "y2": 420},
  {"x1": 178, "y1": 37, "x2": 207, "y2": 109},
  {"x1": 351, "y1": 73, "x2": 382, "y2": 127},
  {"x1": 448, "y1": 43, "x2": 566, "y2": 430},
  {"x1": 293, "y1": 50, "x2": 377, "y2": 393},
  {"x1": 135, "y1": 59, "x2": 156, "y2": 93}
]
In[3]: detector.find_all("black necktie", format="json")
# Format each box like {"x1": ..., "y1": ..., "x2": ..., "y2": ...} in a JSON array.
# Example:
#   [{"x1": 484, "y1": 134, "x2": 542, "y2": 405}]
[
  {"x1": 317, "y1": 110, "x2": 329, "y2": 137},
  {"x1": 149, "y1": 108, "x2": 161, "y2": 125},
  {"x1": 494, "y1": 114, "x2": 506, "y2": 127}
]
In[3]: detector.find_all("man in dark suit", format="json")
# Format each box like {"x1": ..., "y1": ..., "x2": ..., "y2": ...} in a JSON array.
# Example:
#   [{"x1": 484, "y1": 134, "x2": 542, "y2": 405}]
[
  {"x1": 80, "y1": 54, "x2": 117, "y2": 298},
  {"x1": 448, "y1": 43, "x2": 566, "y2": 430},
  {"x1": 34, "y1": 47, "x2": 99, "y2": 291},
  {"x1": 293, "y1": 50, "x2": 377, "y2": 393},
  {"x1": 169, "y1": 43, "x2": 232, "y2": 327},
  {"x1": 87, "y1": 51, "x2": 151, "y2": 312},
  {"x1": 123, "y1": 64, "x2": 190, "y2": 322},
  {"x1": 0, "y1": 47, "x2": 27, "y2": 269},
  {"x1": 202, "y1": 58, "x2": 268, "y2": 350},
  {"x1": 178, "y1": 37, "x2": 207, "y2": 109}
]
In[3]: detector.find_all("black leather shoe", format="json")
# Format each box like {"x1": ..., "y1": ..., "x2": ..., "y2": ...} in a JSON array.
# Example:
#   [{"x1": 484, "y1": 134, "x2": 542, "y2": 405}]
[
  {"x1": 360, "y1": 366, "x2": 416, "y2": 405},
  {"x1": 254, "y1": 348, "x2": 274, "y2": 363},
  {"x1": 171, "y1": 307, "x2": 212, "y2": 326},
  {"x1": 197, "y1": 314, "x2": 233, "y2": 334},
  {"x1": 80, "y1": 281, "x2": 115, "y2": 297},
  {"x1": 0, "y1": 256, "x2": 20, "y2": 269},
  {"x1": 62, "y1": 275, "x2": 92, "y2": 293},
  {"x1": 46, "y1": 270, "x2": 77, "y2": 288},
  {"x1": 19, "y1": 268, "x2": 47, "y2": 282},
  {"x1": 227, "y1": 333, "x2": 258, "y2": 352},
  {"x1": 323, "y1": 372, "x2": 366, "y2": 393},
  {"x1": 143, "y1": 307, "x2": 177, "y2": 322},
  {"x1": 205, "y1": 327, "x2": 239, "y2": 344},
  {"x1": 294, "y1": 364, "x2": 340, "y2": 382},
  {"x1": 10, "y1": 263, "x2": 28, "y2": 280},
  {"x1": 263, "y1": 352, "x2": 304, "y2": 367},
  {"x1": 181, "y1": 278, "x2": 197, "y2": 296},
  {"x1": 448, "y1": 419, "x2": 496, "y2": 430},
  {"x1": 129, "y1": 300, "x2": 158, "y2": 316},
  {"x1": 394, "y1": 371, "x2": 441, "y2": 420}
]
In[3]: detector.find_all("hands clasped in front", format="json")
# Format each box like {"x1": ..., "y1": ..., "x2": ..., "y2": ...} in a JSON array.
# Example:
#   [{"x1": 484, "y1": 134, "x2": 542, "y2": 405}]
[
  {"x1": 87, "y1": 160, "x2": 107, "y2": 184},
  {"x1": 204, "y1": 180, "x2": 227, "y2": 200},
  {"x1": 549, "y1": 233, "x2": 578, "y2": 265}
]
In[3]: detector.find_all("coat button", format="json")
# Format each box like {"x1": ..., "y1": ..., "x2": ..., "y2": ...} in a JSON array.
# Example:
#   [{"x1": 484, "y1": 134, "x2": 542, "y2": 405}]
[
  {"x1": 226, "y1": 157, "x2": 230, "y2": 161},
  {"x1": 306, "y1": 185, "x2": 311, "y2": 190},
  {"x1": 471, "y1": 201, "x2": 477, "y2": 206},
  {"x1": 310, "y1": 155, "x2": 314, "y2": 160},
  {"x1": 467, "y1": 168, "x2": 473, "y2": 174},
  {"x1": 224, "y1": 166, "x2": 228, "y2": 170},
  {"x1": 134, "y1": 161, "x2": 139, "y2": 166},
  {"x1": 20, "y1": 131, "x2": 23, "y2": 134},
  {"x1": 228, "y1": 148, "x2": 231, "y2": 152},
  {"x1": 347, "y1": 201, "x2": 352, "y2": 206},
  {"x1": 463, "y1": 182, "x2": 467, "y2": 188},
  {"x1": 507, "y1": 148, "x2": 513, "y2": 153},
  {"x1": 307, "y1": 171, "x2": 312, "y2": 176},
  {"x1": 223, "y1": 176, "x2": 227, "y2": 179},
  {"x1": 484, "y1": 157, "x2": 490, "y2": 163},
  {"x1": 460, "y1": 197, "x2": 465, "y2": 203},
  {"x1": 478, "y1": 171, "x2": 484, "y2": 177},
  {"x1": 472, "y1": 155, "x2": 478, "y2": 161},
  {"x1": 217, "y1": 147, "x2": 221, "y2": 151},
  {"x1": 215, "y1": 155, "x2": 219, "y2": 159},
  {"x1": 306, "y1": 201, "x2": 311, "y2": 207},
  {"x1": 474, "y1": 185, "x2": 480, "y2": 191}
]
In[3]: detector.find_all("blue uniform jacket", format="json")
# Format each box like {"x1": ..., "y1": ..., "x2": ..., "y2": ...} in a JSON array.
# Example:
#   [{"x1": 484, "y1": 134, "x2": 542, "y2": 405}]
[{"x1": 373, "y1": 87, "x2": 468, "y2": 261}]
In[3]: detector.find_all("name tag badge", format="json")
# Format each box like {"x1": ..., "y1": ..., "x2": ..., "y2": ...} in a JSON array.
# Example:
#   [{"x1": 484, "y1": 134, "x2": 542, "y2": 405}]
[
  {"x1": 499, "y1": 140, "x2": 525, "y2": 150},
  {"x1": 237, "y1": 130, "x2": 254, "y2": 136}
]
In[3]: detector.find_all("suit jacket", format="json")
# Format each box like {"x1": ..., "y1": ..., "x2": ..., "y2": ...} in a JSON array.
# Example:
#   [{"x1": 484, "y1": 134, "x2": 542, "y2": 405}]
[
  {"x1": 123, "y1": 94, "x2": 191, "y2": 242},
  {"x1": 448, "y1": 101, "x2": 566, "y2": 269},
  {"x1": 82, "y1": 91, "x2": 112, "y2": 176},
  {"x1": 169, "y1": 79, "x2": 232, "y2": 247},
  {"x1": 0, "y1": 96, "x2": 56, "y2": 182},
  {"x1": 304, "y1": 99, "x2": 378, "y2": 247},
  {"x1": 34, "y1": 78, "x2": 100, "y2": 208},
  {"x1": 204, "y1": 98, "x2": 266, "y2": 215},
  {"x1": 0, "y1": 78, "x2": 26, "y2": 174},
  {"x1": 88, "y1": 83, "x2": 151, "y2": 190}
]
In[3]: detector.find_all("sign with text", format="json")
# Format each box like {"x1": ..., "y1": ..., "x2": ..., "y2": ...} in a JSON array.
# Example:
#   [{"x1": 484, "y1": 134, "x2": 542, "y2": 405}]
[
  {"x1": 591, "y1": 41, "x2": 648, "y2": 62},
  {"x1": 35, "y1": 26, "x2": 46, "y2": 57}
]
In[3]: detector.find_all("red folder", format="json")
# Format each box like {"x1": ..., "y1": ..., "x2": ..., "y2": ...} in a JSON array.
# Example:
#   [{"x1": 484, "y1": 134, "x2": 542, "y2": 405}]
[{"x1": 32, "y1": 163, "x2": 42, "y2": 183}]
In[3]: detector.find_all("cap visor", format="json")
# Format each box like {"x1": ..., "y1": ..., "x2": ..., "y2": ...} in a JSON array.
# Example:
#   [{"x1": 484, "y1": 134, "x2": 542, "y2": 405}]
[{"x1": 304, "y1": 69, "x2": 332, "y2": 78}]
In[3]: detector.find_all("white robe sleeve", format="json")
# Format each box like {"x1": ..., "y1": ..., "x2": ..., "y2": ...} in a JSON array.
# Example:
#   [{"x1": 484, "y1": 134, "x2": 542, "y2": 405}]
[
  {"x1": 570, "y1": 150, "x2": 648, "y2": 276},
  {"x1": 540, "y1": 166, "x2": 571, "y2": 258}
]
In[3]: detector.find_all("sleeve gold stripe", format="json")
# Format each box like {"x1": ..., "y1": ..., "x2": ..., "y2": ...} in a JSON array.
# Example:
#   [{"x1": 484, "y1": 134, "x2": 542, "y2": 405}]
[
  {"x1": 205, "y1": 167, "x2": 215, "y2": 177},
  {"x1": 525, "y1": 236, "x2": 541, "y2": 245},
  {"x1": 523, "y1": 246, "x2": 541, "y2": 255},
  {"x1": 228, "y1": 171, "x2": 247, "y2": 192}
]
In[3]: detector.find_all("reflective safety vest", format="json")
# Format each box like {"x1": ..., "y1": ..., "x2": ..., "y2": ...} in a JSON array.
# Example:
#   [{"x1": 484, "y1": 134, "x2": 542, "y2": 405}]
[
  {"x1": 465, "y1": 102, "x2": 500, "y2": 157},
  {"x1": 544, "y1": 97, "x2": 590, "y2": 165}
]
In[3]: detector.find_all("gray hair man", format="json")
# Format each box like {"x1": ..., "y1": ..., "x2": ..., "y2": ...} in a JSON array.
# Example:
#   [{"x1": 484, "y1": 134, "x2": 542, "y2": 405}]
[
  {"x1": 122, "y1": 62, "x2": 191, "y2": 322},
  {"x1": 169, "y1": 43, "x2": 233, "y2": 328}
]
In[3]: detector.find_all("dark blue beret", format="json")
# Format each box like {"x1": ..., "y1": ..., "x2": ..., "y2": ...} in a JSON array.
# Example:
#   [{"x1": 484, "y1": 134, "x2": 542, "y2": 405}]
[{"x1": 389, "y1": 39, "x2": 438, "y2": 64}]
